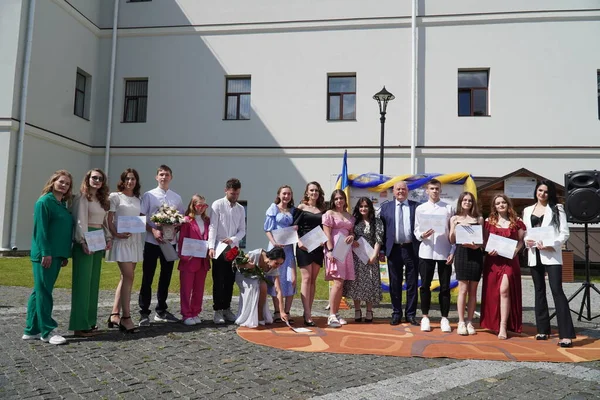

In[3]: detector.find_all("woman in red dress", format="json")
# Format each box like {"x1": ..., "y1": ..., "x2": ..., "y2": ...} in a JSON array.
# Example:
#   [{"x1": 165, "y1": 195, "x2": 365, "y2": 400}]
[{"x1": 480, "y1": 194, "x2": 525, "y2": 339}]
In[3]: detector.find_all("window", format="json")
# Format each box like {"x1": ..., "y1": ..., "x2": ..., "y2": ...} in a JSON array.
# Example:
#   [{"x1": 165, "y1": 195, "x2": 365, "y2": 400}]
[
  {"x1": 74, "y1": 69, "x2": 91, "y2": 119},
  {"x1": 458, "y1": 70, "x2": 489, "y2": 116},
  {"x1": 123, "y1": 79, "x2": 148, "y2": 123},
  {"x1": 597, "y1": 71, "x2": 599, "y2": 119},
  {"x1": 328, "y1": 75, "x2": 356, "y2": 120},
  {"x1": 224, "y1": 77, "x2": 251, "y2": 120}
]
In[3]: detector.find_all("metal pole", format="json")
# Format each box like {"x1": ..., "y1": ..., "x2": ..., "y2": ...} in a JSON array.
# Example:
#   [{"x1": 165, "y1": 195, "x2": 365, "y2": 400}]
[{"x1": 379, "y1": 112, "x2": 386, "y2": 175}]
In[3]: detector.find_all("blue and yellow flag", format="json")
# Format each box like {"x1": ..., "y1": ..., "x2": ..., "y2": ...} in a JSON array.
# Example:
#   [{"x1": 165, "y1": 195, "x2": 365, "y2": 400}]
[{"x1": 340, "y1": 150, "x2": 350, "y2": 211}]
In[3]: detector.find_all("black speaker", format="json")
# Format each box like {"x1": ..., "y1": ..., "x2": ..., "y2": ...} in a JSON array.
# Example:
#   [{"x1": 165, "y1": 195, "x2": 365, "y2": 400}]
[{"x1": 565, "y1": 170, "x2": 600, "y2": 224}]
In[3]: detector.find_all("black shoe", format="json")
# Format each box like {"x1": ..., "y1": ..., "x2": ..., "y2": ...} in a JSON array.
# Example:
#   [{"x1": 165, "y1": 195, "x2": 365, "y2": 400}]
[
  {"x1": 107, "y1": 313, "x2": 120, "y2": 329},
  {"x1": 406, "y1": 316, "x2": 418, "y2": 326},
  {"x1": 304, "y1": 317, "x2": 316, "y2": 327},
  {"x1": 390, "y1": 315, "x2": 401, "y2": 325},
  {"x1": 119, "y1": 316, "x2": 140, "y2": 334},
  {"x1": 154, "y1": 311, "x2": 179, "y2": 323},
  {"x1": 558, "y1": 340, "x2": 573, "y2": 348}
]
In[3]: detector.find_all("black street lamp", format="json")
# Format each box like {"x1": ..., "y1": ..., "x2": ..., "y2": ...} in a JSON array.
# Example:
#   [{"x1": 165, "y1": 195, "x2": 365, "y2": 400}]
[{"x1": 373, "y1": 86, "x2": 395, "y2": 175}]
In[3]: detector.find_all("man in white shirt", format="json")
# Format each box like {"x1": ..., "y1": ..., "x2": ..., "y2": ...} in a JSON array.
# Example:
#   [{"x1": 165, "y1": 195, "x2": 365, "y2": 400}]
[
  {"x1": 414, "y1": 179, "x2": 454, "y2": 333},
  {"x1": 138, "y1": 165, "x2": 185, "y2": 326},
  {"x1": 208, "y1": 178, "x2": 246, "y2": 324}
]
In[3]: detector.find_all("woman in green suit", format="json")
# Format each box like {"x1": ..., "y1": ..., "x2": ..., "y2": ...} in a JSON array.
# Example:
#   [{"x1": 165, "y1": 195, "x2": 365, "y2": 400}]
[{"x1": 22, "y1": 170, "x2": 74, "y2": 345}]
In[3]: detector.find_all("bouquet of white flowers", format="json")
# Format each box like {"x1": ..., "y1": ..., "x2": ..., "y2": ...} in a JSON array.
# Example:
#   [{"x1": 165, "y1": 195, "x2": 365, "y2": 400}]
[{"x1": 150, "y1": 204, "x2": 184, "y2": 241}]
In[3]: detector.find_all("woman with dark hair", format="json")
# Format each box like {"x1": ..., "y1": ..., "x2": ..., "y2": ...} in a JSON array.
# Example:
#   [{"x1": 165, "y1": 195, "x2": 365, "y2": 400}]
[
  {"x1": 523, "y1": 180, "x2": 575, "y2": 347},
  {"x1": 449, "y1": 192, "x2": 484, "y2": 335},
  {"x1": 322, "y1": 189, "x2": 355, "y2": 328},
  {"x1": 22, "y1": 170, "x2": 74, "y2": 345},
  {"x1": 69, "y1": 168, "x2": 112, "y2": 337},
  {"x1": 343, "y1": 197, "x2": 383, "y2": 323},
  {"x1": 293, "y1": 181, "x2": 327, "y2": 326},
  {"x1": 264, "y1": 185, "x2": 297, "y2": 323},
  {"x1": 480, "y1": 194, "x2": 525, "y2": 340},
  {"x1": 106, "y1": 168, "x2": 143, "y2": 333},
  {"x1": 234, "y1": 247, "x2": 287, "y2": 328}
]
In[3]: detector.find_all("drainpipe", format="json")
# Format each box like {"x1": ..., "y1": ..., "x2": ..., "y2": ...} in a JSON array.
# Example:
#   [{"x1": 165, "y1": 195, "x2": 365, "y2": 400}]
[
  {"x1": 104, "y1": 0, "x2": 119, "y2": 175},
  {"x1": 410, "y1": 0, "x2": 417, "y2": 174},
  {"x1": 9, "y1": 0, "x2": 36, "y2": 250}
]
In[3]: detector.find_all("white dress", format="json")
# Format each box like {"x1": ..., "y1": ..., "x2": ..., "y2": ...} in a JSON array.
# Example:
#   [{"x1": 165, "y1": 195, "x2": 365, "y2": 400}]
[
  {"x1": 235, "y1": 249, "x2": 275, "y2": 328},
  {"x1": 105, "y1": 192, "x2": 144, "y2": 262}
]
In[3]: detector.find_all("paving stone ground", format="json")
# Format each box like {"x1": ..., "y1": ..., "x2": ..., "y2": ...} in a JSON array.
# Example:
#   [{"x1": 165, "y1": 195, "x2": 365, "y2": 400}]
[{"x1": 1, "y1": 278, "x2": 599, "y2": 399}]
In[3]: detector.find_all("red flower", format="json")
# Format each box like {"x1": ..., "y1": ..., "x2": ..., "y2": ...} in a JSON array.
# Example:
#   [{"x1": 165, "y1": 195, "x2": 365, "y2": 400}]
[{"x1": 225, "y1": 247, "x2": 239, "y2": 262}]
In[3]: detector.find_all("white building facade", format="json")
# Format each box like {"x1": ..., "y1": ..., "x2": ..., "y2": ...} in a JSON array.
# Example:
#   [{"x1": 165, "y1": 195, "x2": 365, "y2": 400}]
[{"x1": 1, "y1": 0, "x2": 599, "y2": 251}]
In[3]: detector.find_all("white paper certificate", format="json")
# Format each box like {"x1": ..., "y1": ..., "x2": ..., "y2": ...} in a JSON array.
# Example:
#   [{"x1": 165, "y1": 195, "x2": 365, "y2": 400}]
[
  {"x1": 271, "y1": 226, "x2": 299, "y2": 246},
  {"x1": 485, "y1": 233, "x2": 518, "y2": 259},
  {"x1": 353, "y1": 237, "x2": 375, "y2": 264},
  {"x1": 84, "y1": 230, "x2": 106, "y2": 252},
  {"x1": 214, "y1": 242, "x2": 228, "y2": 259},
  {"x1": 299, "y1": 226, "x2": 328, "y2": 253},
  {"x1": 419, "y1": 214, "x2": 447, "y2": 231},
  {"x1": 527, "y1": 226, "x2": 555, "y2": 246},
  {"x1": 455, "y1": 225, "x2": 483, "y2": 244},
  {"x1": 117, "y1": 216, "x2": 146, "y2": 234},
  {"x1": 286, "y1": 318, "x2": 311, "y2": 333},
  {"x1": 181, "y1": 238, "x2": 208, "y2": 258},
  {"x1": 332, "y1": 234, "x2": 352, "y2": 263}
]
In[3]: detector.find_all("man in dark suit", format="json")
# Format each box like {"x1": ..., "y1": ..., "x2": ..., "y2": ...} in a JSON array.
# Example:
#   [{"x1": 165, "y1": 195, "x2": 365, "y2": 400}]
[{"x1": 379, "y1": 181, "x2": 421, "y2": 325}]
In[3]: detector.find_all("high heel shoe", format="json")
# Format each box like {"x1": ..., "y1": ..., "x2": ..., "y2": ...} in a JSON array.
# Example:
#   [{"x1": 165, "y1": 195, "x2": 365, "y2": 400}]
[
  {"x1": 119, "y1": 316, "x2": 140, "y2": 334},
  {"x1": 107, "y1": 313, "x2": 120, "y2": 329},
  {"x1": 303, "y1": 315, "x2": 316, "y2": 327},
  {"x1": 365, "y1": 310, "x2": 373, "y2": 323},
  {"x1": 354, "y1": 309, "x2": 363, "y2": 322}
]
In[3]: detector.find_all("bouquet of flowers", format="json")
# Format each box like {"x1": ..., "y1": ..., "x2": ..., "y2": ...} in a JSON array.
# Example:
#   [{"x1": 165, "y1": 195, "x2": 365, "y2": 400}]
[
  {"x1": 150, "y1": 204, "x2": 184, "y2": 240},
  {"x1": 226, "y1": 247, "x2": 273, "y2": 287}
]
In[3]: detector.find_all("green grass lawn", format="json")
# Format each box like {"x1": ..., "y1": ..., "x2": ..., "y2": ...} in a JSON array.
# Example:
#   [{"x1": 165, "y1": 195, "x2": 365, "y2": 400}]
[{"x1": 0, "y1": 257, "x2": 474, "y2": 304}]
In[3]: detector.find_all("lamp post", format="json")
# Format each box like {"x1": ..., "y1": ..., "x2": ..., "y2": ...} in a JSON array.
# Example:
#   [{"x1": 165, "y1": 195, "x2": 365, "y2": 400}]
[{"x1": 373, "y1": 86, "x2": 395, "y2": 175}]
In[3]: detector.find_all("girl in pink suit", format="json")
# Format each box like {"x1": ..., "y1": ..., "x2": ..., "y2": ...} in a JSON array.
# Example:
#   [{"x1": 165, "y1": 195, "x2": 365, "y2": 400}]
[{"x1": 178, "y1": 195, "x2": 211, "y2": 326}]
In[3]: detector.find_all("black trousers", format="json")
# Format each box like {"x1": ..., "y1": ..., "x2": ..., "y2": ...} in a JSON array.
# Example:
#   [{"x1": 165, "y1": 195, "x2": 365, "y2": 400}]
[
  {"x1": 212, "y1": 251, "x2": 236, "y2": 311},
  {"x1": 139, "y1": 242, "x2": 175, "y2": 315},
  {"x1": 530, "y1": 252, "x2": 576, "y2": 339},
  {"x1": 419, "y1": 258, "x2": 452, "y2": 317},
  {"x1": 388, "y1": 244, "x2": 419, "y2": 318}
]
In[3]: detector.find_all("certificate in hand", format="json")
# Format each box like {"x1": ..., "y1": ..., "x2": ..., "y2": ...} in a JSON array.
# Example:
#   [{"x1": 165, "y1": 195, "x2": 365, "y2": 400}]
[
  {"x1": 299, "y1": 226, "x2": 327, "y2": 253},
  {"x1": 353, "y1": 237, "x2": 375, "y2": 264},
  {"x1": 214, "y1": 241, "x2": 228, "y2": 259},
  {"x1": 419, "y1": 214, "x2": 447, "y2": 231},
  {"x1": 181, "y1": 238, "x2": 208, "y2": 258},
  {"x1": 271, "y1": 226, "x2": 299, "y2": 246},
  {"x1": 455, "y1": 225, "x2": 483, "y2": 244},
  {"x1": 117, "y1": 216, "x2": 146, "y2": 234},
  {"x1": 527, "y1": 226, "x2": 555, "y2": 246},
  {"x1": 485, "y1": 233, "x2": 517, "y2": 259},
  {"x1": 332, "y1": 234, "x2": 352, "y2": 263},
  {"x1": 84, "y1": 230, "x2": 106, "y2": 252}
]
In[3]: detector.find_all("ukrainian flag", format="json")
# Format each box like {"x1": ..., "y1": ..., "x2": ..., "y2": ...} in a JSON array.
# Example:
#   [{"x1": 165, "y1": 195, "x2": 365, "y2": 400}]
[{"x1": 340, "y1": 150, "x2": 350, "y2": 211}]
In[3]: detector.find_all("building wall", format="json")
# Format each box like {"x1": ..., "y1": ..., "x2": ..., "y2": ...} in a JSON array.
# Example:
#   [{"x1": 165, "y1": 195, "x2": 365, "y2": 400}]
[{"x1": 3, "y1": 0, "x2": 600, "y2": 249}]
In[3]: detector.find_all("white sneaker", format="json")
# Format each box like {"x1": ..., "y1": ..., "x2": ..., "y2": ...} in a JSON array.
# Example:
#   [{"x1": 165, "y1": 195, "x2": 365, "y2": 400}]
[
  {"x1": 193, "y1": 315, "x2": 202, "y2": 324},
  {"x1": 441, "y1": 317, "x2": 452, "y2": 333},
  {"x1": 457, "y1": 322, "x2": 468, "y2": 336},
  {"x1": 41, "y1": 331, "x2": 67, "y2": 345},
  {"x1": 183, "y1": 318, "x2": 196, "y2": 326},
  {"x1": 327, "y1": 314, "x2": 341, "y2": 328},
  {"x1": 222, "y1": 308, "x2": 236, "y2": 322},
  {"x1": 22, "y1": 333, "x2": 41, "y2": 340},
  {"x1": 420, "y1": 316, "x2": 431, "y2": 332},
  {"x1": 336, "y1": 314, "x2": 348, "y2": 325},
  {"x1": 466, "y1": 322, "x2": 477, "y2": 335},
  {"x1": 213, "y1": 310, "x2": 225, "y2": 325}
]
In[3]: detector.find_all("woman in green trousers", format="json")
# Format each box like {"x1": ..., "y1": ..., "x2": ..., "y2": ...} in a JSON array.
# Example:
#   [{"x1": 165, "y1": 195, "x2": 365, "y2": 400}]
[
  {"x1": 23, "y1": 170, "x2": 74, "y2": 345},
  {"x1": 69, "y1": 168, "x2": 112, "y2": 337}
]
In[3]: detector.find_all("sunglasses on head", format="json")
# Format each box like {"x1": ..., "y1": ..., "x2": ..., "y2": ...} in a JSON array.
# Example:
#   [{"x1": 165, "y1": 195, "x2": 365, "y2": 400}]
[{"x1": 91, "y1": 176, "x2": 104, "y2": 182}]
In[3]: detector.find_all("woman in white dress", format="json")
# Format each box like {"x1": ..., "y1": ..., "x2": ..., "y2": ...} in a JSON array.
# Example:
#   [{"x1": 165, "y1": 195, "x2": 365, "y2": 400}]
[
  {"x1": 106, "y1": 168, "x2": 144, "y2": 333},
  {"x1": 235, "y1": 247, "x2": 287, "y2": 328}
]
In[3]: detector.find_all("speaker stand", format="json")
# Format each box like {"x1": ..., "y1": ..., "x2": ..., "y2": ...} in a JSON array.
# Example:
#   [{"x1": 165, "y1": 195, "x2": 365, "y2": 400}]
[{"x1": 551, "y1": 223, "x2": 600, "y2": 321}]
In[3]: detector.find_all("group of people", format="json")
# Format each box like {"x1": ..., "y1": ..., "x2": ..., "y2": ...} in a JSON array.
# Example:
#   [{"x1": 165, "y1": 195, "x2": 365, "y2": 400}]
[{"x1": 22, "y1": 167, "x2": 576, "y2": 348}]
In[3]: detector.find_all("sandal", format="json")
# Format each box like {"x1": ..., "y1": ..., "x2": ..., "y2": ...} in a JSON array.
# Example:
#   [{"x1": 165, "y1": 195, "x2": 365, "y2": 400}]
[
  {"x1": 119, "y1": 316, "x2": 140, "y2": 334},
  {"x1": 355, "y1": 309, "x2": 363, "y2": 322},
  {"x1": 535, "y1": 334, "x2": 549, "y2": 341},
  {"x1": 365, "y1": 310, "x2": 373, "y2": 323},
  {"x1": 284, "y1": 310, "x2": 295, "y2": 325},
  {"x1": 107, "y1": 313, "x2": 120, "y2": 329},
  {"x1": 273, "y1": 311, "x2": 283, "y2": 323}
]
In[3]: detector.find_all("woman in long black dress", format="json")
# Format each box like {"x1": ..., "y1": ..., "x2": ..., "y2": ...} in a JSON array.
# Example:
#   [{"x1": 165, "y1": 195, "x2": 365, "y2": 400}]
[
  {"x1": 449, "y1": 192, "x2": 484, "y2": 336},
  {"x1": 293, "y1": 181, "x2": 326, "y2": 327}
]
